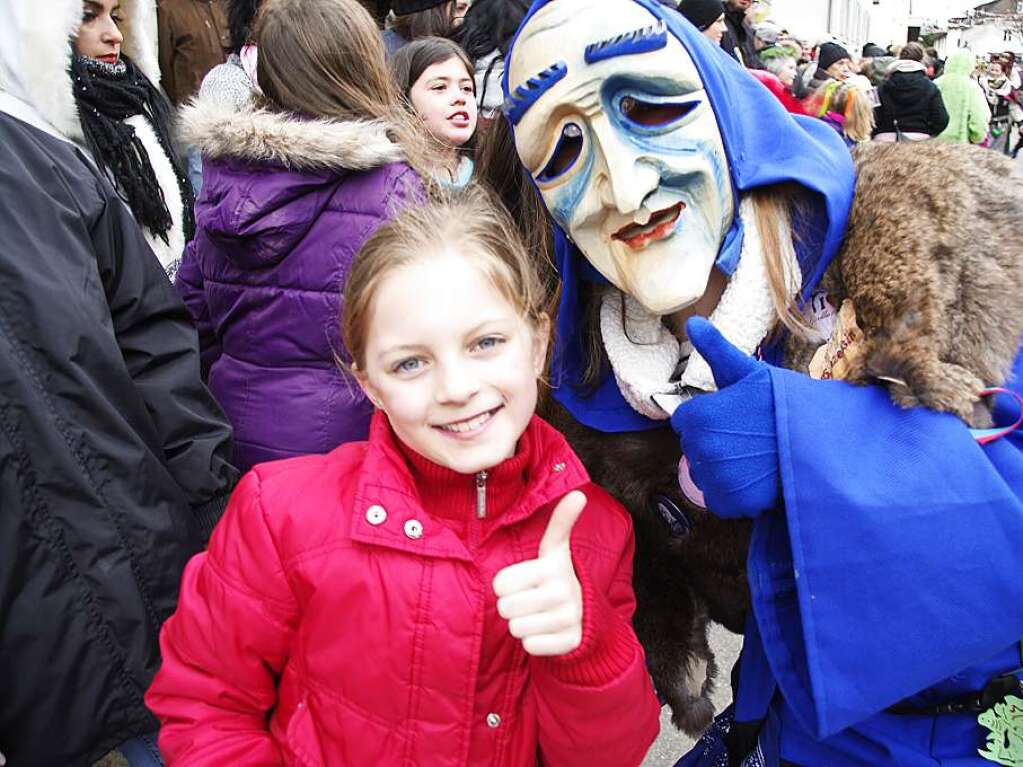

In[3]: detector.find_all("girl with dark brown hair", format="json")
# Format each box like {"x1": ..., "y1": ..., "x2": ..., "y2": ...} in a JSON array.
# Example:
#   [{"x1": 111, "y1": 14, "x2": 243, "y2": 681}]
[{"x1": 391, "y1": 37, "x2": 477, "y2": 186}]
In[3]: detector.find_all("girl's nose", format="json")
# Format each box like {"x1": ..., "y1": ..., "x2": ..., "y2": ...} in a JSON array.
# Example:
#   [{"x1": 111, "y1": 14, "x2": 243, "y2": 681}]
[{"x1": 434, "y1": 359, "x2": 480, "y2": 405}]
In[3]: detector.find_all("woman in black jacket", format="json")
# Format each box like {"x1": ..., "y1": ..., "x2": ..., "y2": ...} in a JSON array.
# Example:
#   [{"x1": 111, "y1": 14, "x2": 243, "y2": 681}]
[
  {"x1": 0, "y1": 2, "x2": 238, "y2": 764},
  {"x1": 874, "y1": 42, "x2": 950, "y2": 141}
]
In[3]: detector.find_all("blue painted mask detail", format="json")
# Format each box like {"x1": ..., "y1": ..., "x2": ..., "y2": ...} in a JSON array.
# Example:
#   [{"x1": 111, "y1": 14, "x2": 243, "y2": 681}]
[
  {"x1": 502, "y1": 61, "x2": 568, "y2": 126},
  {"x1": 584, "y1": 19, "x2": 668, "y2": 65},
  {"x1": 537, "y1": 123, "x2": 585, "y2": 183},
  {"x1": 503, "y1": 0, "x2": 857, "y2": 434}
]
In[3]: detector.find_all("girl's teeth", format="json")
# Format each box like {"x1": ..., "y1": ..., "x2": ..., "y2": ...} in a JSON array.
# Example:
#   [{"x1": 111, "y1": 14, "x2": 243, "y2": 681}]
[{"x1": 442, "y1": 411, "x2": 493, "y2": 433}]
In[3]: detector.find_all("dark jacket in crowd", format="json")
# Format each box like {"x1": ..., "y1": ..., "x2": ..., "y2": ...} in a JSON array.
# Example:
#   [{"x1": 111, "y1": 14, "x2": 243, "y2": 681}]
[
  {"x1": 175, "y1": 97, "x2": 423, "y2": 473},
  {"x1": 875, "y1": 60, "x2": 950, "y2": 137},
  {"x1": 0, "y1": 105, "x2": 238, "y2": 767},
  {"x1": 720, "y1": 7, "x2": 759, "y2": 67}
]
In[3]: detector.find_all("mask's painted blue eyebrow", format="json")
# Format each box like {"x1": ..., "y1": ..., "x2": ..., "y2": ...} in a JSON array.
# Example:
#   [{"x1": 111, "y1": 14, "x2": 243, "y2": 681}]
[
  {"x1": 503, "y1": 61, "x2": 568, "y2": 126},
  {"x1": 584, "y1": 20, "x2": 667, "y2": 65}
]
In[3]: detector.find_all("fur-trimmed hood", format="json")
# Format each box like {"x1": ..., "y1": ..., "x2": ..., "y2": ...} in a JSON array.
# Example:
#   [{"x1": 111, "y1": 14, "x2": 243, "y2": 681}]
[
  {"x1": 179, "y1": 96, "x2": 404, "y2": 171},
  {"x1": 0, "y1": 0, "x2": 161, "y2": 139}
]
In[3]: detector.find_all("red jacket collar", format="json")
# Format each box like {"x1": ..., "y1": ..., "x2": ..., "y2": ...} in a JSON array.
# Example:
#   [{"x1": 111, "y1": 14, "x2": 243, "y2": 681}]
[{"x1": 349, "y1": 411, "x2": 589, "y2": 561}]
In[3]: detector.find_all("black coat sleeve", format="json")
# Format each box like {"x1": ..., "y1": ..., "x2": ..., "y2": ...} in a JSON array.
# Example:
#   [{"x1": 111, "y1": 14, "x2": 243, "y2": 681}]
[
  {"x1": 929, "y1": 85, "x2": 950, "y2": 135},
  {"x1": 93, "y1": 190, "x2": 239, "y2": 537}
]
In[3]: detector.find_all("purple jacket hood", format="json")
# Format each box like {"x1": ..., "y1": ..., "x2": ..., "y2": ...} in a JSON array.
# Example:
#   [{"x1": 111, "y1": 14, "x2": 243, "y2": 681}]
[
  {"x1": 179, "y1": 99, "x2": 408, "y2": 269},
  {"x1": 176, "y1": 98, "x2": 421, "y2": 472}
]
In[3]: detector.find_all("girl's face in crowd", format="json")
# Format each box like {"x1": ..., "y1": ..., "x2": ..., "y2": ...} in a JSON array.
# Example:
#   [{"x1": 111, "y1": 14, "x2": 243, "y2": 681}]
[
  {"x1": 409, "y1": 56, "x2": 478, "y2": 149},
  {"x1": 703, "y1": 15, "x2": 727, "y2": 46},
  {"x1": 77, "y1": 0, "x2": 123, "y2": 64},
  {"x1": 777, "y1": 57, "x2": 798, "y2": 87},
  {"x1": 357, "y1": 253, "x2": 549, "y2": 475},
  {"x1": 452, "y1": 0, "x2": 470, "y2": 26}
]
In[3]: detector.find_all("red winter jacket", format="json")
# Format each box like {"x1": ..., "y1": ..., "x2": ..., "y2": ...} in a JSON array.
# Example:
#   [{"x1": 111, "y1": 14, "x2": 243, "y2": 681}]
[{"x1": 146, "y1": 412, "x2": 660, "y2": 766}]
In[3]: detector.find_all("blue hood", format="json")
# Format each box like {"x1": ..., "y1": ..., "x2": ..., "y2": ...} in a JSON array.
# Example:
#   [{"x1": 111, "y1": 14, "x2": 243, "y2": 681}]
[{"x1": 503, "y1": 0, "x2": 856, "y2": 433}]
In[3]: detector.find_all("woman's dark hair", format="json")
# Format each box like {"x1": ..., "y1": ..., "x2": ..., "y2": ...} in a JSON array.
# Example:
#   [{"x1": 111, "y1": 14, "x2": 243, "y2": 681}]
[
  {"x1": 228, "y1": 0, "x2": 262, "y2": 52},
  {"x1": 454, "y1": 0, "x2": 531, "y2": 61},
  {"x1": 357, "y1": 0, "x2": 390, "y2": 27},
  {"x1": 389, "y1": 36, "x2": 473, "y2": 99},
  {"x1": 391, "y1": 2, "x2": 455, "y2": 42}
]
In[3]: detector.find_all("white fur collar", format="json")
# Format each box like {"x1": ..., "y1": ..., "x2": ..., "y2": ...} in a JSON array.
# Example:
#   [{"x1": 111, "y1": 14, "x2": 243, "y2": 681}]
[
  {"x1": 179, "y1": 97, "x2": 405, "y2": 171},
  {"x1": 0, "y1": 0, "x2": 161, "y2": 142},
  {"x1": 601, "y1": 196, "x2": 801, "y2": 418}
]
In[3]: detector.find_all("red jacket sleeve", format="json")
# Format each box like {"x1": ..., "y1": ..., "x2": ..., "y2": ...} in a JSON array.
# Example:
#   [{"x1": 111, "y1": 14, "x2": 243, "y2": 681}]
[
  {"x1": 145, "y1": 471, "x2": 299, "y2": 766},
  {"x1": 529, "y1": 497, "x2": 661, "y2": 767}
]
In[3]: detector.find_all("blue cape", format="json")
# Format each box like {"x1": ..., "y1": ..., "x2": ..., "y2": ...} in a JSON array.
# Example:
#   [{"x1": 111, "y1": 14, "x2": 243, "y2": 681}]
[{"x1": 503, "y1": 0, "x2": 856, "y2": 433}]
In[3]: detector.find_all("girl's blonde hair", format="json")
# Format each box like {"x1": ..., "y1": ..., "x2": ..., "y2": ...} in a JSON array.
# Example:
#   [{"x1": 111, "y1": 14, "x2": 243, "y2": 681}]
[
  {"x1": 254, "y1": 0, "x2": 440, "y2": 181},
  {"x1": 811, "y1": 80, "x2": 876, "y2": 143},
  {"x1": 342, "y1": 185, "x2": 548, "y2": 371}
]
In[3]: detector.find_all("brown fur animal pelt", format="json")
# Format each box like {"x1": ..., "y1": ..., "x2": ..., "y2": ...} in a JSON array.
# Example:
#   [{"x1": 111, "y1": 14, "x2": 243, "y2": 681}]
[
  {"x1": 544, "y1": 400, "x2": 752, "y2": 736},
  {"x1": 829, "y1": 142, "x2": 1023, "y2": 427}
]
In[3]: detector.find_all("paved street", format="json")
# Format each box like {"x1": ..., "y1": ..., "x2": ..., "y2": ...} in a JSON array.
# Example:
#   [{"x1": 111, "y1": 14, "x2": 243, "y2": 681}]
[{"x1": 642, "y1": 623, "x2": 742, "y2": 767}]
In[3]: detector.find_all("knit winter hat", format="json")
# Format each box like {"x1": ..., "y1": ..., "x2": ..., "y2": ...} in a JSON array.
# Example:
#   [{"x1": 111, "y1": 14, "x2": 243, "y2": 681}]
[
  {"x1": 678, "y1": 0, "x2": 725, "y2": 31},
  {"x1": 862, "y1": 42, "x2": 887, "y2": 59},
  {"x1": 753, "y1": 21, "x2": 781, "y2": 45},
  {"x1": 818, "y1": 41, "x2": 852, "y2": 72},
  {"x1": 392, "y1": 0, "x2": 447, "y2": 14}
]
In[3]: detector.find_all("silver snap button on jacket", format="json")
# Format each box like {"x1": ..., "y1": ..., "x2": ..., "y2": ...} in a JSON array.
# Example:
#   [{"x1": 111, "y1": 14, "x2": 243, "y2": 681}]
[
  {"x1": 365, "y1": 505, "x2": 387, "y2": 525},
  {"x1": 486, "y1": 713, "x2": 501, "y2": 728},
  {"x1": 404, "y1": 519, "x2": 423, "y2": 539}
]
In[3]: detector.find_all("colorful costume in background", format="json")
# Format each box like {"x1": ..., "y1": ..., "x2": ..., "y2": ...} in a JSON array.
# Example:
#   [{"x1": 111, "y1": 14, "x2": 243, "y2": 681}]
[{"x1": 503, "y1": 1, "x2": 1023, "y2": 764}]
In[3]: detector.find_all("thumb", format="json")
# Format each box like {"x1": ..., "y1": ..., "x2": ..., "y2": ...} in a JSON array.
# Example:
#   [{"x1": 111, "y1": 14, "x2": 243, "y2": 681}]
[
  {"x1": 538, "y1": 490, "x2": 586, "y2": 557},
  {"x1": 686, "y1": 317, "x2": 760, "y2": 389}
]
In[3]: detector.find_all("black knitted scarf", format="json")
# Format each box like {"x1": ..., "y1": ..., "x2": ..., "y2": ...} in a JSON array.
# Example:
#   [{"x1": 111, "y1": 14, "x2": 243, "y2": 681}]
[{"x1": 70, "y1": 53, "x2": 195, "y2": 243}]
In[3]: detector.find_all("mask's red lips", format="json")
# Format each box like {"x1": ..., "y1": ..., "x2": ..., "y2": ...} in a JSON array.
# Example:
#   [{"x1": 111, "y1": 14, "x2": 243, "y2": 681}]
[{"x1": 612, "y1": 202, "x2": 685, "y2": 250}]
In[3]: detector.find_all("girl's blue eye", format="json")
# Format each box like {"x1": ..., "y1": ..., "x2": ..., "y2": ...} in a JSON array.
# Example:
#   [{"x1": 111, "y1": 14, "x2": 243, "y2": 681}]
[
  {"x1": 619, "y1": 95, "x2": 698, "y2": 128},
  {"x1": 394, "y1": 358, "x2": 422, "y2": 374},
  {"x1": 474, "y1": 336, "x2": 504, "y2": 352},
  {"x1": 537, "y1": 123, "x2": 584, "y2": 183}
]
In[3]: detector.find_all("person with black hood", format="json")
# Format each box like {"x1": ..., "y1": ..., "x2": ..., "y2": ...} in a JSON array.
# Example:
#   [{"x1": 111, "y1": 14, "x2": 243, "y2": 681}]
[
  {"x1": 678, "y1": 0, "x2": 728, "y2": 46},
  {"x1": 455, "y1": 0, "x2": 532, "y2": 118},
  {"x1": 719, "y1": 0, "x2": 756, "y2": 66},
  {"x1": 874, "y1": 41, "x2": 949, "y2": 141},
  {"x1": 0, "y1": 0, "x2": 239, "y2": 764}
]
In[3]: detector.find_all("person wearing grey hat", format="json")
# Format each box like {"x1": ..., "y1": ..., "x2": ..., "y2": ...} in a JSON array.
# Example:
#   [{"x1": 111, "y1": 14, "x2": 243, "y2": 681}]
[{"x1": 678, "y1": 0, "x2": 728, "y2": 44}]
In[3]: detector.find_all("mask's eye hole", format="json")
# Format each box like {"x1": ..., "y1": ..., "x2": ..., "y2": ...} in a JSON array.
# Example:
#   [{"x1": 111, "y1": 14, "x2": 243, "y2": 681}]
[
  {"x1": 619, "y1": 95, "x2": 697, "y2": 127},
  {"x1": 537, "y1": 123, "x2": 584, "y2": 183}
]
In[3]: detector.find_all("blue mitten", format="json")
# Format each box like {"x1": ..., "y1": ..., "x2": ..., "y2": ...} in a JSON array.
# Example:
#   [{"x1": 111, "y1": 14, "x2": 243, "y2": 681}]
[{"x1": 670, "y1": 318, "x2": 780, "y2": 519}]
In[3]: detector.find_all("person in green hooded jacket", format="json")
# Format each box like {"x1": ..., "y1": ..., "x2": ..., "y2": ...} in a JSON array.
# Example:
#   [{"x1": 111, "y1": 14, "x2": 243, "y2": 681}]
[{"x1": 935, "y1": 50, "x2": 991, "y2": 144}]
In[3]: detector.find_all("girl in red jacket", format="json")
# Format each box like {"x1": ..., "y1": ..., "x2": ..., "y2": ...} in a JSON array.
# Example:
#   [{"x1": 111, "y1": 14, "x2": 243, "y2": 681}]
[{"x1": 145, "y1": 187, "x2": 662, "y2": 766}]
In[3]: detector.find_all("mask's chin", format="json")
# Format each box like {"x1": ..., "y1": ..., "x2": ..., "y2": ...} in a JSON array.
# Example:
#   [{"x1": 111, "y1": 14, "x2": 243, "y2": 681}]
[{"x1": 627, "y1": 282, "x2": 705, "y2": 317}]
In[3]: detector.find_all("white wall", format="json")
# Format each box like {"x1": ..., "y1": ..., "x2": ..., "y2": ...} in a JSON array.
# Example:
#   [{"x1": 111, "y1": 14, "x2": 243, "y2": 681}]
[
  {"x1": 948, "y1": 21, "x2": 1023, "y2": 54},
  {"x1": 769, "y1": 0, "x2": 872, "y2": 48}
]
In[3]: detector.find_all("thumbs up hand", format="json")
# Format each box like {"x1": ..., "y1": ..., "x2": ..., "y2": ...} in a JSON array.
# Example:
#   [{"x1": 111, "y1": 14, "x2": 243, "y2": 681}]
[
  {"x1": 493, "y1": 491, "x2": 587, "y2": 657},
  {"x1": 671, "y1": 318, "x2": 780, "y2": 519}
]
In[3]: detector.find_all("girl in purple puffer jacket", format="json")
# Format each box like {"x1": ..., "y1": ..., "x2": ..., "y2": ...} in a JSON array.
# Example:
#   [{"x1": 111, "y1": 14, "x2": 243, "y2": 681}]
[{"x1": 176, "y1": 0, "x2": 436, "y2": 472}]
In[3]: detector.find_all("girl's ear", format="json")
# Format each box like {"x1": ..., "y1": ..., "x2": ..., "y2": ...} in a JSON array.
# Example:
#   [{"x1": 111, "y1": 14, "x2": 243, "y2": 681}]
[
  {"x1": 353, "y1": 367, "x2": 384, "y2": 410},
  {"x1": 531, "y1": 313, "x2": 552, "y2": 377}
]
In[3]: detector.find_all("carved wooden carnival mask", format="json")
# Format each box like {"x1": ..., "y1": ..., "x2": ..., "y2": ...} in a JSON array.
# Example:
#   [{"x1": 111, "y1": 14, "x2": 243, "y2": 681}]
[{"x1": 507, "y1": 0, "x2": 735, "y2": 315}]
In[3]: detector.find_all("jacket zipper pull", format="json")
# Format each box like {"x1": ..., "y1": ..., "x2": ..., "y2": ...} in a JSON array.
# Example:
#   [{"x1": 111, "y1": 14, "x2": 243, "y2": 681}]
[{"x1": 475, "y1": 471, "x2": 488, "y2": 520}]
